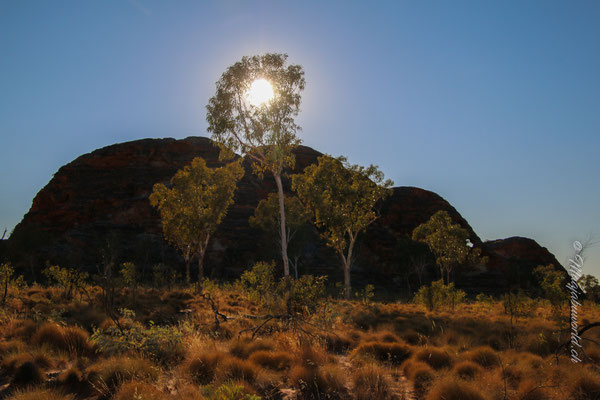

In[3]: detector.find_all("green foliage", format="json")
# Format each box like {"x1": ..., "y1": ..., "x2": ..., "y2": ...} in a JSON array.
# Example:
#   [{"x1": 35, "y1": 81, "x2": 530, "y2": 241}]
[
  {"x1": 240, "y1": 261, "x2": 276, "y2": 303},
  {"x1": 475, "y1": 293, "x2": 494, "y2": 305},
  {"x1": 240, "y1": 261, "x2": 326, "y2": 317},
  {"x1": 42, "y1": 265, "x2": 88, "y2": 299},
  {"x1": 206, "y1": 53, "x2": 305, "y2": 176},
  {"x1": 151, "y1": 263, "x2": 178, "y2": 289},
  {"x1": 0, "y1": 262, "x2": 25, "y2": 304},
  {"x1": 501, "y1": 291, "x2": 536, "y2": 318},
  {"x1": 292, "y1": 154, "x2": 393, "y2": 299},
  {"x1": 412, "y1": 210, "x2": 485, "y2": 284},
  {"x1": 284, "y1": 274, "x2": 327, "y2": 316},
  {"x1": 356, "y1": 284, "x2": 375, "y2": 304},
  {"x1": 250, "y1": 193, "x2": 310, "y2": 236},
  {"x1": 533, "y1": 264, "x2": 567, "y2": 309},
  {"x1": 204, "y1": 383, "x2": 261, "y2": 400},
  {"x1": 413, "y1": 279, "x2": 466, "y2": 311},
  {"x1": 150, "y1": 158, "x2": 244, "y2": 282},
  {"x1": 89, "y1": 308, "x2": 183, "y2": 364},
  {"x1": 120, "y1": 262, "x2": 136, "y2": 288},
  {"x1": 578, "y1": 274, "x2": 600, "y2": 303}
]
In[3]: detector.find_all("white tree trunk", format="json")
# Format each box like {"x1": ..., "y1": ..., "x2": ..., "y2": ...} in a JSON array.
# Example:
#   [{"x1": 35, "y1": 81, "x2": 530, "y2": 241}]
[{"x1": 274, "y1": 173, "x2": 290, "y2": 277}]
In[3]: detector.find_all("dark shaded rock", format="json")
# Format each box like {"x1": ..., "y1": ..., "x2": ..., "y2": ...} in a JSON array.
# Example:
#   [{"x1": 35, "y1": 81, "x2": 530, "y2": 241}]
[{"x1": 9, "y1": 136, "x2": 564, "y2": 295}]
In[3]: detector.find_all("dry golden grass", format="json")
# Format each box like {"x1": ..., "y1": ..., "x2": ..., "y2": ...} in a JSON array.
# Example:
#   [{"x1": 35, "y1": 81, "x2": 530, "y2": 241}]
[
  {"x1": 453, "y1": 360, "x2": 482, "y2": 380},
  {"x1": 86, "y1": 356, "x2": 159, "y2": 397},
  {"x1": 113, "y1": 380, "x2": 168, "y2": 400},
  {"x1": 288, "y1": 363, "x2": 347, "y2": 400},
  {"x1": 351, "y1": 340, "x2": 412, "y2": 364},
  {"x1": 249, "y1": 350, "x2": 294, "y2": 371},
  {"x1": 351, "y1": 363, "x2": 392, "y2": 400},
  {"x1": 425, "y1": 376, "x2": 488, "y2": 400},
  {"x1": 414, "y1": 347, "x2": 454, "y2": 370},
  {"x1": 6, "y1": 388, "x2": 75, "y2": 400},
  {"x1": 215, "y1": 356, "x2": 260, "y2": 384},
  {"x1": 464, "y1": 346, "x2": 499, "y2": 369}
]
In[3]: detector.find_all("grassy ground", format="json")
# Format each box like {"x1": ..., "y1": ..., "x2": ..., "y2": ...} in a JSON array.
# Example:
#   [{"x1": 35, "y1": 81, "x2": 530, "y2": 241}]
[{"x1": 0, "y1": 283, "x2": 599, "y2": 400}]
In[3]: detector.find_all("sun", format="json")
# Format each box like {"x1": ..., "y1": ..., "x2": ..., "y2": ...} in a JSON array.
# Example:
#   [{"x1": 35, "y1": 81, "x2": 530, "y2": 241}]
[{"x1": 246, "y1": 78, "x2": 274, "y2": 106}]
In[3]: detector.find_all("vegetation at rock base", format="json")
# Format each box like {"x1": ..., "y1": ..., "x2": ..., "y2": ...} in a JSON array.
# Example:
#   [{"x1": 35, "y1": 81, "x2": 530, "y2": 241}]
[
  {"x1": 0, "y1": 255, "x2": 597, "y2": 400},
  {"x1": 149, "y1": 157, "x2": 244, "y2": 284}
]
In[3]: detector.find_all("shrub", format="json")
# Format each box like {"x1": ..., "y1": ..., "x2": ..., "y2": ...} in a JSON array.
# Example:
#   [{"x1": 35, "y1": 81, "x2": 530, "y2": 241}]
[
  {"x1": 351, "y1": 341, "x2": 412, "y2": 364},
  {"x1": 352, "y1": 363, "x2": 392, "y2": 400},
  {"x1": 86, "y1": 356, "x2": 158, "y2": 397},
  {"x1": 414, "y1": 347, "x2": 453, "y2": 370},
  {"x1": 11, "y1": 361, "x2": 44, "y2": 387},
  {"x1": 89, "y1": 309, "x2": 183, "y2": 364},
  {"x1": 289, "y1": 364, "x2": 347, "y2": 400},
  {"x1": 249, "y1": 350, "x2": 294, "y2": 371},
  {"x1": 42, "y1": 265, "x2": 88, "y2": 299},
  {"x1": 240, "y1": 261, "x2": 275, "y2": 303},
  {"x1": 113, "y1": 381, "x2": 167, "y2": 400},
  {"x1": 465, "y1": 346, "x2": 499, "y2": 368},
  {"x1": 6, "y1": 388, "x2": 75, "y2": 400},
  {"x1": 414, "y1": 280, "x2": 466, "y2": 311},
  {"x1": 204, "y1": 382, "x2": 261, "y2": 400},
  {"x1": 402, "y1": 361, "x2": 434, "y2": 392},
  {"x1": 568, "y1": 370, "x2": 600, "y2": 400},
  {"x1": 425, "y1": 377, "x2": 487, "y2": 400},
  {"x1": 453, "y1": 361, "x2": 481, "y2": 380},
  {"x1": 321, "y1": 332, "x2": 353, "y2": 354},
  {"x1": 216, "y1": 357, "x2": 259, "y2": 384},
  {"x1": 184, "y1": 351, "x2": 225, "y2": 385},
  {"x1": 229, "y1": 338, "x2": 275, "y2": 359}
]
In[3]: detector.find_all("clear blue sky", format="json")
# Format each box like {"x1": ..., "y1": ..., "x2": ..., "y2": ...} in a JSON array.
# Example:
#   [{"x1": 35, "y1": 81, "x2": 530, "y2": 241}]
[{"x1": 1, "y1": 1, "x2": 599, "y2": 277}]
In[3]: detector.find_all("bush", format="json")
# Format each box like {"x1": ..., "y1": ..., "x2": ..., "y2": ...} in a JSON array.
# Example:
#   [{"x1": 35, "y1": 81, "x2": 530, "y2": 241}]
[
  {"x1": 352, "y1": 363, "x2": 392, "y2": 400},
  {"x1": 184, "y1": 350, "x2": 225, "y2": 385},
  {"x1": 216, "y1": 357, "x2": 260, "y2": 384},
  {"x1": 6, "y1": 388, "x2": 75, "y2": 400},
  {"x1": 414, "y1": 347, "x2": 453, "y2": 370},
  {"x1": 465, "y1": 346, "x2": 499, "y2": 368},
  {"x1": 425, "y1": 377, "x2": 487, "y2": 400},
  {"x1": 249, "y1": 350, "x2": 294, "y2": 371},
  {"x1": 414, "y1": 280, "x2": 466, "y2": 311},
  {"x1": 402, "y1": 360, "x2": 434, "y2": 392},
  {"x1": 229, "y1": 338, "x2": 276, "y2": 359},
  {"x1": 11, "y1": 361, "x2": 44, "y2": 387},
  {"x1": 351, "y1": 341, "x2": 412, "y2": 364},
  {"x1": 113, "y1": 381, "x2": 167, "y2": 400},
  {"x1": 31, "y1": 322, "x2": 93, "y2": 357},
  {"x1": 86, "y1": 356, "x2": 158, "y2": 397},
  {"x1": 89, "y1": 309, "x2": 183, "y2": 364},
  {"x1": 289, "y1": 364, "x2": 347, "y2": 400},
  {"x1": 240, "y1": 261, "x2": 276, "y2": 303},
  {"x1": 568, "y1": 370, "x2": 600, "y2": 400},
  {"x1": 453, "y1": 361, "x2": 481, "y2": 380}
]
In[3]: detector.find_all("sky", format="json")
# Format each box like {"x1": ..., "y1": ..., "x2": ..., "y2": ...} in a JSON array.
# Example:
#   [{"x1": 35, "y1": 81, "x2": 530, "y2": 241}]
[{"x1": 1, "y1": 1, "x2": 599, "y2": 277}]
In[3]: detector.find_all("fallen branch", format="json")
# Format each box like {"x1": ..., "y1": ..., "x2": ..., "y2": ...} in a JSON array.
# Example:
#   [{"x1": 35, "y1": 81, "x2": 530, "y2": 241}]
[{"x1": 555, "y1": 321, "x2": 600, "y2": 364}]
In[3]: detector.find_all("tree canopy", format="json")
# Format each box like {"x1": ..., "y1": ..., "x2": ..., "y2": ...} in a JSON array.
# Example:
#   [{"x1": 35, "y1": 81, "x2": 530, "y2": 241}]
[
  {"x1": 292, "y1": 155, "x2": 393, "y2": 299},
  {"x1": 149, "y1": 158, "x2": 244, "y2": 283},
  {"x1": 412, "y1": 210, "x2": 485, "y2": 284},
  {"x1": 206, "y1": 53, "x2": 306, "y2": 278}
]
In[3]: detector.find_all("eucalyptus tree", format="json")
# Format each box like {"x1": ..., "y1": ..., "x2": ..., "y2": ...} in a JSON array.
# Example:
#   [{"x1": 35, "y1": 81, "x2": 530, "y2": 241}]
[
  {"x1": 292, "y1": 155, "x2": 393, "y2": 299},
  {"x1": 206, "y1": 53, "x2": 305, "y2": 277},
  {"x1": 150, "y1": 158, "x2": 244, "y2": 283}
]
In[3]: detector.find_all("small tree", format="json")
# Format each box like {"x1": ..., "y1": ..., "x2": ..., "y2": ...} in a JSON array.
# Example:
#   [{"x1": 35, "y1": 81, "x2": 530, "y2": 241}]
[
  {"x1": 249, "y1": 194, "x2": 311, "y2": 278},
  {"x1": 42, "y1": 265, "x2": 88, "y2": 299},
  {"x1": 412, "y1": 210, "x2": 484, "y2": 284},
  {"x1": 150, "y1": 158, "x2": 244, "y2": 284},
  {"x1": 579, "y1": 274, "x2": 600, "y2": 303},
  {"x1": 0, "y1": 262, "x2": 25, "y2": 305},
  {"x1": 120, "y1": 262, "x2": 137, "y2": 304},
  {"x1": 207, "y1": 53, "x2": 305, "y2": 278},
  {"x1": 534, "y1": 264, "x2": 568, "y2": 311},
  {"x1": 292, "y1": 155, "x2": 393, "y2": 299}
]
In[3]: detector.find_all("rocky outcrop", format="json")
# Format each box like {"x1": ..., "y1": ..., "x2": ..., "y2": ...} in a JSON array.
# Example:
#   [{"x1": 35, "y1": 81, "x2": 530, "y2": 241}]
[{"x1": 8, "y1": 136, "x2": 563, "y2": 294}]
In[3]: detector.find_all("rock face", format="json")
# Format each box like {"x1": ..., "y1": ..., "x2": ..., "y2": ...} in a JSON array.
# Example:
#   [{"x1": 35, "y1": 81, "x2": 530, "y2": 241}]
[{"x1": 9, "y1": 136, "x2": 563, "y2": 294}]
